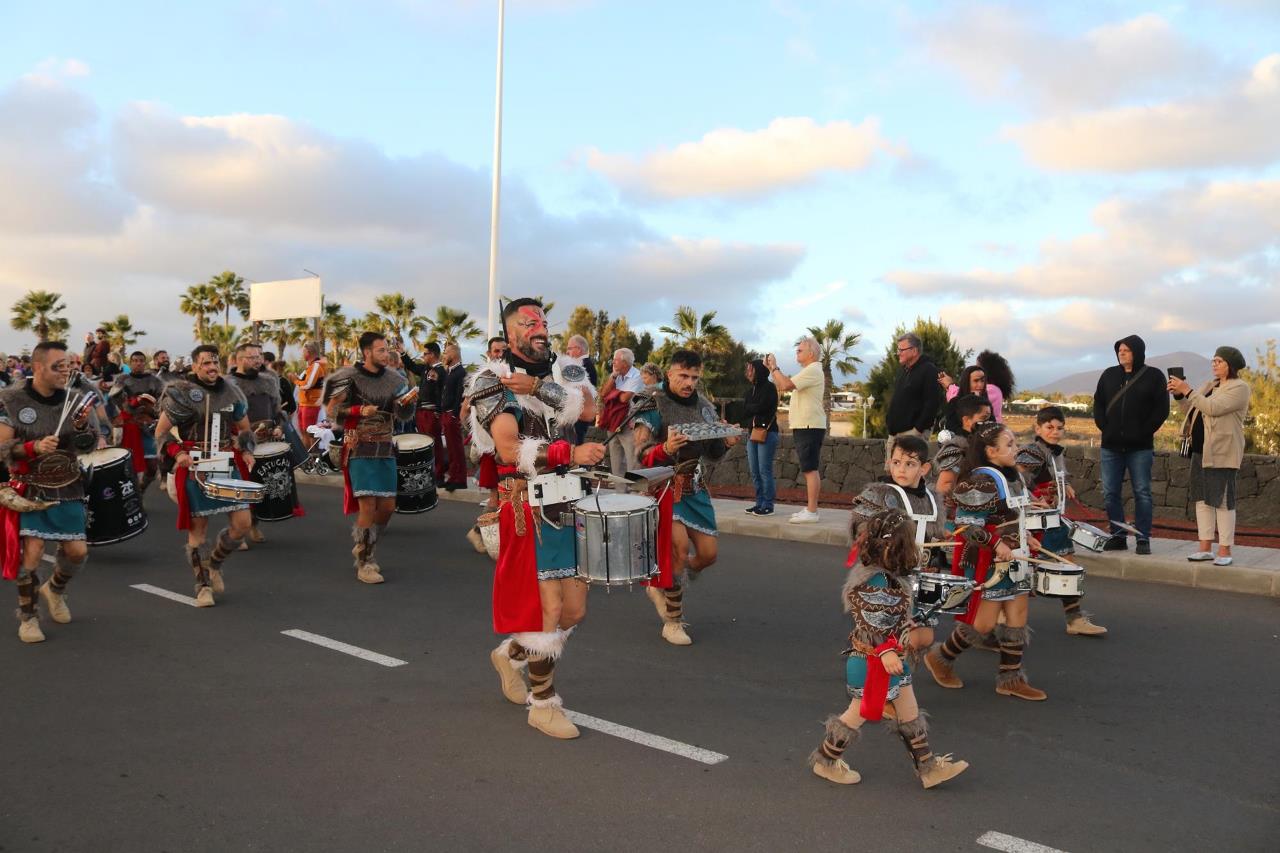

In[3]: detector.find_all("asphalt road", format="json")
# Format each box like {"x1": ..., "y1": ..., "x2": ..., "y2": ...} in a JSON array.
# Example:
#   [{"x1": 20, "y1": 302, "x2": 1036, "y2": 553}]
[{"x1": 1, "y1": 484, "x2": 1276, "y2": 852}]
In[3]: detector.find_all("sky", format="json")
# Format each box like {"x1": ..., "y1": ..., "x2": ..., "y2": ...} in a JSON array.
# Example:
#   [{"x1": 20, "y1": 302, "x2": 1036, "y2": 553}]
[{"x1": 1, "y1": 0, "x2": 1277, "y2": 387}]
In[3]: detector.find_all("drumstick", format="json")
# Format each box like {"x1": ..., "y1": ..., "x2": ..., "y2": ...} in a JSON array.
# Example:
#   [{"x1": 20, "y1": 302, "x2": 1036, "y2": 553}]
[
  {"x1": 1026, "y1": 538, "x2": 1073, "y2": 564},
  {"x1": 922, "y1": 541, "x2": 959, "y2": 548}
]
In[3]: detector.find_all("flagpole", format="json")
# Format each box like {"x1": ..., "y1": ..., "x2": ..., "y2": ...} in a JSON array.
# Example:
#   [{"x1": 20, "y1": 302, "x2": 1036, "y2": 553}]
[{"x1": 486, "y1": 0, "x2": 506, "y2": 338}]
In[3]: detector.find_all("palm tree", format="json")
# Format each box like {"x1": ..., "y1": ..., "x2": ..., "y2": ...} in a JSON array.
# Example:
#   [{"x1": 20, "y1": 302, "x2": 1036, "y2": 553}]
[
  {"x1": 208, "y1": 271, "x2": 250, "y2": 327},
  {"x1": 659, "y1": 305, "x2": 730, "y2": 356},
  {"x1": 180, "y1": 283, "x2": 219, "y2": 341},
  {"x1": 100, "y1": 314, "x2": 147, "y2": 359},
  {"x1": 807, "y1": 319, "x2": 863, "y2": 414},
  {"x1": 204, "y1": 323, "x2": 246, "y2": 360},
  {"x1": 502, "y1": 294, "x2": 555, "y2": 319},
  {"x1": 10, "y1": 290, "x2": 69, "y2": 342},
  {"x1": 374, "y1": 293, "x2": 429, "y2": 346},
  {"x1": 425, "y1": 305, "x2": 482, "y2": 346},
  {"x1": 320, "y1": 300, "x2": 351, "y2": 356},
  {"x1": 263, "y1": 318, "x2": 311, "y2": 360}
]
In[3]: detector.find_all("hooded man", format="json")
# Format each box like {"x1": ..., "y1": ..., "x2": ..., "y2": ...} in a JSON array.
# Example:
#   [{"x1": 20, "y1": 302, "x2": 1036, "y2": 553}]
[{"x1": 1092, "y1": 334, "x2": 1169, "y2": 553}]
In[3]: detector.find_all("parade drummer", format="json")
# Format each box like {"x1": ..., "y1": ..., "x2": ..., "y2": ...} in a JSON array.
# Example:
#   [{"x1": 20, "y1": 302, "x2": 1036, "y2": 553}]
[
  {"x1": 109, "y1": 350, "x2": 165, "y2": 493},
  {"x1": 228, "y1": 342, "x2": 294, "y2": 541},
  {"x1": 322, "y1": 331, "x2": 417, "y2": 585},
  {"x1": 0, "y1": 341, "x2": 102, "y2": 643},
  {"x1": 469, "y1": 298, "x2": 604, "y2": 740},
  {"x1": 153, "y1": 344, "x2": 256, "y2": 608}
]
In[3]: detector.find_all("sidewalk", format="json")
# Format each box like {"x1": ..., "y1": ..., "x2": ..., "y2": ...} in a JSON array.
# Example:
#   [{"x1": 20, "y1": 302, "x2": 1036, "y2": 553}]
[{"x1": 295, "y1": 473, "x2": 1280, "y2": 598}]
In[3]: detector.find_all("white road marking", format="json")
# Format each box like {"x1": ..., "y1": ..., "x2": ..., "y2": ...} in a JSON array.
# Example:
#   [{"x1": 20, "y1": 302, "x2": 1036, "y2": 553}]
[
  {"x1": 977, "y1": 831, "x2": 1069, "y2": 853},
  {"x1": 280, "y1": 629, "x2": 409, "y2": 668},
  {"x1": 41, "y1": 554, "x2": 55, "y2": 564},
  {"x1": 130, "y1": 583, "x2": 200, "y2": 607},
  {"x1": 563, "y1": 710, "x2": 728, "y2": 766}
]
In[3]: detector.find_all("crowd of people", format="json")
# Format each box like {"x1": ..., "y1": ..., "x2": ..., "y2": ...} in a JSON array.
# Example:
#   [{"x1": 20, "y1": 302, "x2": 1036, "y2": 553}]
[{"x1": 0, "y1": 307, "x2": 1254, "y2": 792}]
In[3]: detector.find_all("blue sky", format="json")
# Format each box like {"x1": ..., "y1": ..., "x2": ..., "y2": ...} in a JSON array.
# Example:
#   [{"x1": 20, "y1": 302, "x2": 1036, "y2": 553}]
[{"x1": 2, "y1": 0, "x2": 1278, "y2": 386}]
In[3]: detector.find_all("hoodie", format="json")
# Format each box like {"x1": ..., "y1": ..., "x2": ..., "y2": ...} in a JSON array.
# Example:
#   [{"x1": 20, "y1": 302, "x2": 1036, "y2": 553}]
[
  {"x1": 1092, "y1": 334, "x2": 1170, "y2": 451},
  {"x1": 742, "y1": 359, "x2": 779, "y2": 433}
]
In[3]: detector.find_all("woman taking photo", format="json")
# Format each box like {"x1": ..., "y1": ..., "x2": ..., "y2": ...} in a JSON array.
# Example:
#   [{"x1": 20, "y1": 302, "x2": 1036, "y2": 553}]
[
  {"x1": 1168, "y1": 347, "x2": 1251, "y2": 566},
  {"x1": 742, "y1": 358, "x2": 779, "y2": 515}
]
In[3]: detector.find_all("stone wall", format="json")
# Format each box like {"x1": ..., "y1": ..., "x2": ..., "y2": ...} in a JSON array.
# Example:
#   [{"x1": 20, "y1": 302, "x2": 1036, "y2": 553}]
[{"x1": 704, "y1": 436, "x2": 1280, "y2": 527}]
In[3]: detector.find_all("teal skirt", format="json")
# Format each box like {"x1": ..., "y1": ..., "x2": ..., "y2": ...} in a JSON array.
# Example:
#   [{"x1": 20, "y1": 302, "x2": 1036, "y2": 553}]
[
  {"x1": 185, "y1": 478, "x2": 249, "y2": 517},
  {"x1": 349, "y1": 457, "x2": 397, "y2": 498},
  {"x1": 846, "y1": 653, "x2": 912, "y2": 700},
  {"x1": 20, "y1": 501, "x2": 88, "y2": 541},
  {"x1": 536, "y1": 520, "x2": 577, "y2": 580},
  {"x1": 674, "y1": 489, "x2": 718, "y2": 537}
]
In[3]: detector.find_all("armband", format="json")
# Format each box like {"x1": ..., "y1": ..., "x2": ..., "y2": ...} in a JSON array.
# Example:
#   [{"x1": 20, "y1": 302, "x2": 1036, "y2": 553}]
[
  {"x1": 546, "y1": 440, "x2": 572, "y2": 469},
  {"x1": 23, "y1": 441, "x2": 36, "y2": 459}
]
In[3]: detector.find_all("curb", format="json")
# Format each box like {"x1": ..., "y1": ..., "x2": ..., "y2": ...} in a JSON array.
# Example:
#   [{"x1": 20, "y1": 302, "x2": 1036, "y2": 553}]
[{"x1": 295, "y1": 473, "x2": 1280, "y2": 598}]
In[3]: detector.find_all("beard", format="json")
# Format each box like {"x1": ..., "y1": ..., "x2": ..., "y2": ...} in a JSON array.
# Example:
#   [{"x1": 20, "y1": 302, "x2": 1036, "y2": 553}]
[{"x1": 513, "y1": 335, "x2": 550, "y2": 364}]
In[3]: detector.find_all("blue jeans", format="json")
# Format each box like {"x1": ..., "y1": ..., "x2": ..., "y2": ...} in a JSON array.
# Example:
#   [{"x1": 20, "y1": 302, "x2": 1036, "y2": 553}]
[
  {"x1": 746, "y1": 431, "x2": 779, "y2": 509},
  {"x1": 1100, "y1": 448, "x2": 1153, "y2": 540}
]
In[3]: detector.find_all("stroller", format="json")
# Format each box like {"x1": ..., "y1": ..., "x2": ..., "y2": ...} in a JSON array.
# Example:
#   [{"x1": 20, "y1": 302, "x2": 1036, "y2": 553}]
[{"x1": 300, "y1": 422, "x2": 342, "y2": 476}]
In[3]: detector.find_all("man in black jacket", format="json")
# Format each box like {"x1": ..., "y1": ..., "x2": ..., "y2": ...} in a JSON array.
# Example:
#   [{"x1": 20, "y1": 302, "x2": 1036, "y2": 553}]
[
  {"x1": 439, "y1": 342, "x2": 469, "y2": 491},
  {"x1": 401, "y1": 341, "x2": 447, "y2": 484},
  {"x1": 884, "y1": 333, "x2": 942, "y2": 463},
  {"x1": 1093, "y1": 334, "x2": 1168, "y2": 554}
]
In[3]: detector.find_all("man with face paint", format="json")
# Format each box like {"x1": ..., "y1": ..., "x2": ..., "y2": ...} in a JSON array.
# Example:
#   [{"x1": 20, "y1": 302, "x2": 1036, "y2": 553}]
[
  {"x1": 228, "y1": 343, "x2": 290, "y2": 542},
  {"x1": 468, "y1": 298, "x2": 605, "y2": 739},
  {"x1": 153, "y1": 345, "x2": 257, "y2": 607},
  {"x1": 632, "y1": 349, "x2": 738, "y2": 645},
  {"x1": 0, "y1": 341, "x2": 102, "y2": 643},
  {"x1": 323, "y1": 332, "x2": 418, "y2": 584},
  {"x1": 110, "y1": 350, "x2": 166, "y2": 493}
]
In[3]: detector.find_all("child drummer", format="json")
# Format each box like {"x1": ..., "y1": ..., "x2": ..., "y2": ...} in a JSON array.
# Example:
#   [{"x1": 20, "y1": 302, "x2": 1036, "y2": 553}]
[
  {"x1": 808, "y1": 506, "x2": 969, "y2": 789},
  {"x1": 881, "y1": 434, "x2": 947, "y2": 570},
  {"x1": 1018, "y1": 406, "x2": 1107, "y2": 637}
]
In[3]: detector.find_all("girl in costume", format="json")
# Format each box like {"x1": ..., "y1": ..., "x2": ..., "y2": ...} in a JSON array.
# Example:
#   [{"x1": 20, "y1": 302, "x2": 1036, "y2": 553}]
[
  {"x1": 924, "y1": 421, "x2": 1047, "y2": 701},
  {"x1": 809, "y1": 507, "x2": 969, "y2": 789}
]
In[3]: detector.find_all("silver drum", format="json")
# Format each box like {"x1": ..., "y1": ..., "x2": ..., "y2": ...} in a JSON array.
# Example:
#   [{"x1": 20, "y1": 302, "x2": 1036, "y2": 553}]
[{"x1": 573, "y1": 493, "x2": 659, "y2": 587}]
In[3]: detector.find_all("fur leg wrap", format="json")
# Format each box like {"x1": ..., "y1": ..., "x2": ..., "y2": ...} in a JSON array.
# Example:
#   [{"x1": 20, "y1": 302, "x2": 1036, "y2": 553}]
[
  {"x1": 351, "y1": 525, "x2": 376, "y2": 566},
  {"x1": 662, "y1": 581, "x2": 684, "y2": 622},
  {"x1": 208, "y1": 529, "x2": 242, "y2": 570},
  {"x1": 499, "y1": 637, "x2": 529, "y2": 669},
  {"x1": 510, "y1": 628, "x2": 569, "y2": 660},
  {"x1": 1061, "y1": 596, "x2": 1086, "y2": 623},
  {"x1": 526, "y1": 654, "x2": 559, "y2": 707},
  {"x1": 896, "y1": 715, "x2": 933, "y2": 770},
  {"x1": 51, "y1": 550, "x2": 86, "y2": 592},
  {"x1": 940, "y1": 621, "x2": 981, "y2": 661},
  {"x1": 996, "y1": 624, "x2": 1031, "y2": 686},
  {"x1": 15, "y1": 569, "x2": 37, "y2": 618},
  {"x1": 808, "y1": 715, "x2": 860, "y2": 767},
  {"x1": 188, "y1": 545, "x2": 209, "y2": 589}
]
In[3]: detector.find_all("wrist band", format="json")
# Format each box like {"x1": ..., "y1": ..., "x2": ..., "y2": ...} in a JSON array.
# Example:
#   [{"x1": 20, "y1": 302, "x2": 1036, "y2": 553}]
[{"x1": 23, "y1": 441, "x2": 35, "y2": 459}]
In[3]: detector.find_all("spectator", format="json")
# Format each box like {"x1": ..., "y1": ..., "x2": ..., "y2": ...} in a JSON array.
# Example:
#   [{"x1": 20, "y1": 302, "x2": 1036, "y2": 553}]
[
  {"x1": 766, "y1": 336, "x2": 826, "y2": 524},
  {"x1": 1093, "y1": 334, "x2": 1169, "y2": 554},
  {"x1": 742, "y1": 358, "x2": 779, "y2": 515},
  {"x1": 400, "y1": 340, "x2": 448, "y2": 484},
  {"x1": 153, "y1": 350, "x2": 180, "y2": 384},
  {"x1": 598, "y1": 347, "x2": 645, "y2": 476},
  {"x1": 439, "y1": 342, "x2": 469, "y2": 491},
  {"x1": 88, "y1": 328, "x2": 110, "y2": 372},
  {"x1": 294, "y1": 342, "x2": 328, "y2": 435},
  {"x1": 565, "y1": 335, "x2": 598, "y2": 388},
  {"x1": 884, "y1": 332, "x2": 943, "y2": 462},
  {"x1": 1169, "y1": 346, "x2": 1251, "y2": 566},
  {"x1": 102, "y1": 351, "x2": 122, "y2": 383},
  {"x1": 270, "y1": 359, "x2": 296, "y2": 416},
  {"x1": 0, "y1": 353, "x2": 10, "y2": 386},
  {"x1": 940, "y1": 364, "x2": 1003, "y2": 432},
  {"x1": 640, "y1": 362, "x2": 662, "y2": 388}
]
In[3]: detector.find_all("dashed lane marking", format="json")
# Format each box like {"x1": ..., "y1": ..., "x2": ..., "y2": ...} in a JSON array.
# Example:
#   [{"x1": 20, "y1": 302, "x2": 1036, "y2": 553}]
[
  {"x1": 977, "y1": 831, "x2": 1069, "y2": 853},
  {"x1": 130, "y1": 583, "x2": 200, "y2": 607},
  {"x1": 563, "y1": 710, "x2": 729, "y2": 766},
  {"x1": 280, "y1": 629, "x2": 409, "y2": 668}
]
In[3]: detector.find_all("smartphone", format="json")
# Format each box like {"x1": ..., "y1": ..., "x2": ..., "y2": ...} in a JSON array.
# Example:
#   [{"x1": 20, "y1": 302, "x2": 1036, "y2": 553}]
[{"x1": 1168, "y1": 366, "x2": 1185, "y2": 380}]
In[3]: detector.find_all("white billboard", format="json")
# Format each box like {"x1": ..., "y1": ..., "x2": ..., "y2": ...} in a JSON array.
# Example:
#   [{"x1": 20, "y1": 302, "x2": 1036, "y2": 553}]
[{"x1": 249, "y1": 278, "x2": 323, "y2": 322}]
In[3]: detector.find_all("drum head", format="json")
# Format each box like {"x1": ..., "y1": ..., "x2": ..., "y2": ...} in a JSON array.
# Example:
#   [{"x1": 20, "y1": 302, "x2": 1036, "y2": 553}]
[
  {"x1": 394, "y1": 433, "x2": 433, "y2": 451},
  {"x1": 208, "y1": 478, "x2": 259, "y2": 488},
  {"x1": 574, "y1": 492, "x2": 654, "y2": 513},
  {"x1": 254, "y1": 441, "x2": 291, "y2": 457},
  {"x1": 80, "y1": 447, "x2": 130, "y2": 467}
]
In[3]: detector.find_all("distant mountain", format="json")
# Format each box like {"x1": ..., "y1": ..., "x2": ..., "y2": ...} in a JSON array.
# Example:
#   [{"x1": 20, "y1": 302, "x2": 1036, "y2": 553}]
[{"x1": 1034, "y1": 351, "x2": 1213, "y2": 397}]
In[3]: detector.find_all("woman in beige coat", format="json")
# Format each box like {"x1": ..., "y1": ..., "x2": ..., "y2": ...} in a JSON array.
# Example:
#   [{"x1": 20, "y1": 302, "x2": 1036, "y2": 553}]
[{"x1": 1168, "y1": 347, "x2": 1251, "y2": 566}]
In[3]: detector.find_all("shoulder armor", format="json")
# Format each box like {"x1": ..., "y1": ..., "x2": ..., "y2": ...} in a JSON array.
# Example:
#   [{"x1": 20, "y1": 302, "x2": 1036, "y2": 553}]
[
  {"x1": 160, "y1": 381, "x2": 200, "y2": 425},
  {"x1": 1016, "y1": 442, "x2": 1052, "y2": 478},
  {"x1": 934, "y1": 439, "x2": 967, "y2": 474},
  {"x1": 465, "y1": 368, "x2": 508, "y2": 430}
]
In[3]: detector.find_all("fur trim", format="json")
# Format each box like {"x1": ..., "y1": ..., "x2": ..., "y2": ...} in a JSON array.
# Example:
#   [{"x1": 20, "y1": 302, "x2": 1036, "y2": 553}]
[
  {"x1": 516, "y1": 437, "x2": 547, "y2": 480},
  {"x1": 996, "y1": 624, "x2": 1032, "y2": 647},
  {"x1": 996, "y1": 667, "x2": 1029, "y2": 688},
  {"x1": 528, "y1": 693, "x2": 564, "y2": 710},
  {"x1": 954, "y1": 621, "x2": 982, "y2": 644},
  {"x1": 894, "y1": 713, "x2": 928, "y2": 740},
  {"x1": 496, "y1": 638, "x2": 528, "y2": 670},
  {"x1": 511, "y1": 629, "x2": 567, "y2": 659},
  {"x1": 807, "y1": 715, "x2": 860, "y2": 767},
  {"x1": 553, "y1": 384, "x2": 586, "y2": 430}
]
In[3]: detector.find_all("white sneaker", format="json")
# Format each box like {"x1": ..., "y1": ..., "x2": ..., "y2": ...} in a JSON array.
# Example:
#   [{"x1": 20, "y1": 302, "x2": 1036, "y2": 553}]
[
  {"x1": 1186, "y1": 551, "x2": 1213, "y2": 562},
  {"x1": 1212, "y1": 555, "x2": 1234, "y2": 566},
  {"x1": 789, "y1": 509, "x2": 820, "y2": 524}
]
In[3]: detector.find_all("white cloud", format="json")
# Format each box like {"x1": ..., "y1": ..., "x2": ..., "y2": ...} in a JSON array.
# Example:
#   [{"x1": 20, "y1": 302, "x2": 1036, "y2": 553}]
[
  {"x1": 0, "y1": 77, "x2": 803, "y2": 356},
  {"x1": 1005, "y1": 54, "x2": 1280, "y2": 171},
  {"x1": 916, "y1": 7, "x2": 1223, "y2": 111},
  {"x1": 785, "y1": 280, "x2": 846, "y2": 309},
  {"x1": 585, "y1": 116, "x2": 898, "y2": 202},
  {"x1": 34, "y1": 57, "x2": 91, "y2": 78}
]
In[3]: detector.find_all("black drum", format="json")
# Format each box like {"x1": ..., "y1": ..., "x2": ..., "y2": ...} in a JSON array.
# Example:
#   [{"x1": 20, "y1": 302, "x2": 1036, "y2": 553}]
[
  {"x1": 250, "y1": 441, "x2": 301, "y2": 522},
  {"x1": 394, "y1": 433, "x2": 437, "y2": 514},
  {"x1": 80, "y1": 448, "x2": 148, "y2": 546}
]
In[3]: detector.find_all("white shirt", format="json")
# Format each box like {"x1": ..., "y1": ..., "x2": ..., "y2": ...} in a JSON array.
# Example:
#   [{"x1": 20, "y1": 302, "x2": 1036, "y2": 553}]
[{"x1": 614, "y1": 366, "x2": 644, "y2": 394}]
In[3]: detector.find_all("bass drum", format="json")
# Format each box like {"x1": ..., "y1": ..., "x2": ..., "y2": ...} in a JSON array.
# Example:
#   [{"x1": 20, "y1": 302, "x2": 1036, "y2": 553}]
[
  {"x1": 251, "y1": 441, "x2": 301, "y2": 522},
  {"x1": 394, "y1": 433, "x2": 438, "y2": 514},
  {"x1": 80, "y1": 447, "x2": 148, "y2": 546}
]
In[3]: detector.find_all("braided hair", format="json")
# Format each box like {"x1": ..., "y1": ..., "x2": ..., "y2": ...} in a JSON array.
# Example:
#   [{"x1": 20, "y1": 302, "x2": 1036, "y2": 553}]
[
  {"x1": 852, "y1": 508, "x2": 919, "y2": 575},
  {"x1": 960, "y1": 420, "x2": 1012, "y2": 479}
]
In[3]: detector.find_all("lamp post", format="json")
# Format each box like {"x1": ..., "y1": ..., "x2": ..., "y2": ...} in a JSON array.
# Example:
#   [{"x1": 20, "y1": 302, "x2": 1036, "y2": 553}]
[{"x1": 485, "y1": 0, "x2": 506, "y2": 338}]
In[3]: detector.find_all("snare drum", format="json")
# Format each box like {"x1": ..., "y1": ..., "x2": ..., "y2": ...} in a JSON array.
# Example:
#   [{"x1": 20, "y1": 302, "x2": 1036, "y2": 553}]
[
  {"x1": 1026, "y1": 509, "x2": 1061, "y2": 531},
  {"x1": 393, "y1": 433, "x2": 437, "y2": 514},
  {"x1": 573, "y1": 493, "x2": 659, "y2": 587},
  {"x1": 80, "y1": 447, "x2": 148, "y2": 546},
  {"x1": 200, "y1": 477, "x2": 266, "y2": 503},
  {"x1": 250, "y1": 441, "x2": 300, "y2": 522},
  {"x1": 1034, "y1": 563, "x2": 1085, "y2": 597},
  {"x1": 1066, "y1": 518, "x2": 1111, "y2": 552},
  {"x1": 914, "y1": 571, "x2": 973, "y2": 615}
]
